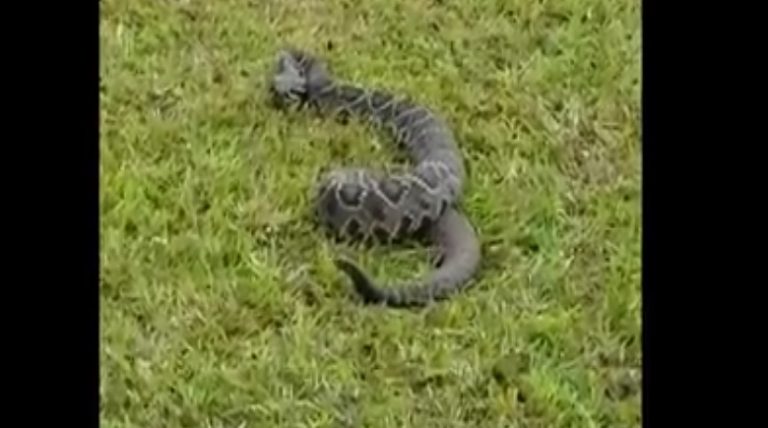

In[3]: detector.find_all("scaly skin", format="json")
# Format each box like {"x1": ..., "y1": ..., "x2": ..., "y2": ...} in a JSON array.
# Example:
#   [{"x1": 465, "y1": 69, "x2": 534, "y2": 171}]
[{"x1": 268, "y1": 48, "x2": 481, "y2": 307}]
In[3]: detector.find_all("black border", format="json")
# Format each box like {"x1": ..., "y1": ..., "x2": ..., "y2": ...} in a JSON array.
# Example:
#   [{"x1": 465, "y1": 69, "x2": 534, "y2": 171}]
[
  {"x1": 642, "y1": 0, "x2": 735, "y2": 424},
  {"x1": 642, "y1": 0, "x2": 675, "y2": 423},
  {"x1": 13, "y1": 0, "x2": 99, "y2": 425}
]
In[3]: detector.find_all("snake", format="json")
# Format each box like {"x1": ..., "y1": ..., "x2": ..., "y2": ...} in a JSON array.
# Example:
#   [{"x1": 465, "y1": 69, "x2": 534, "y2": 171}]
[{"x1": 268, "y1": 48, "x2": 481, "y2": 307}]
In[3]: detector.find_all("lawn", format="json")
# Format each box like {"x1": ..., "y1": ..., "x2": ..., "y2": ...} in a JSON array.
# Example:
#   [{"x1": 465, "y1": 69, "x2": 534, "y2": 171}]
[{"x1": 100, "y1": 0, "x2": 641, "y2": 426}]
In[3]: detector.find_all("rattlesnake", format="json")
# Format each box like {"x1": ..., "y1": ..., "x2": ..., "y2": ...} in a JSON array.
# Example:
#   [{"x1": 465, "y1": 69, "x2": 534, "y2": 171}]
[{"x1": 268, "y1": 48, "x2": 481, "y2": 307}]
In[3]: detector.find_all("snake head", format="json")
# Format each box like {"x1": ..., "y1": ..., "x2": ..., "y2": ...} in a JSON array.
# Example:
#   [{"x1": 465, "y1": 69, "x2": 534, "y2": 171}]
[{"x1": 269, "y1": 49, "x2": 308, "y2": 108}]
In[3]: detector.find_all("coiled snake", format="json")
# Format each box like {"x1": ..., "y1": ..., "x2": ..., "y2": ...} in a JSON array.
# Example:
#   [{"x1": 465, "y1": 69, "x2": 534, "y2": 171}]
[{"x1": 268, "y1": 48, "x2": 481, "y2": 307}]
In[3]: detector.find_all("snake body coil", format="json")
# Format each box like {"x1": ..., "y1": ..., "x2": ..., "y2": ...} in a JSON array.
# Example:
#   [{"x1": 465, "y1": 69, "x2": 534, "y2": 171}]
[{"x1": 269, "y1": 48, "x2": 480, "y2": 307}]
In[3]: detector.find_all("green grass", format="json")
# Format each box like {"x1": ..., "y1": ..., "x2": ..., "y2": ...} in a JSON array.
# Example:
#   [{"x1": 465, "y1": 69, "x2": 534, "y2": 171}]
[{"x1": 100, "y1": 0, "x2": 641, "y2": 426}]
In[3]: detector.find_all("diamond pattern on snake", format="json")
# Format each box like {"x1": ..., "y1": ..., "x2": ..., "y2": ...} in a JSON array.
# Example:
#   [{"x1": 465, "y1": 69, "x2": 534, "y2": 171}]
[{"x1": 268, "y1": 48, "x2": 481, "y2": 307}]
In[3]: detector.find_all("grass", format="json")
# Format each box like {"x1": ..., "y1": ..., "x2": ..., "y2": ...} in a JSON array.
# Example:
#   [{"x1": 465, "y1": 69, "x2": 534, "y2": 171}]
[{"x1": 100, "y1": 0, "x2": 641, "y2": 426}]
